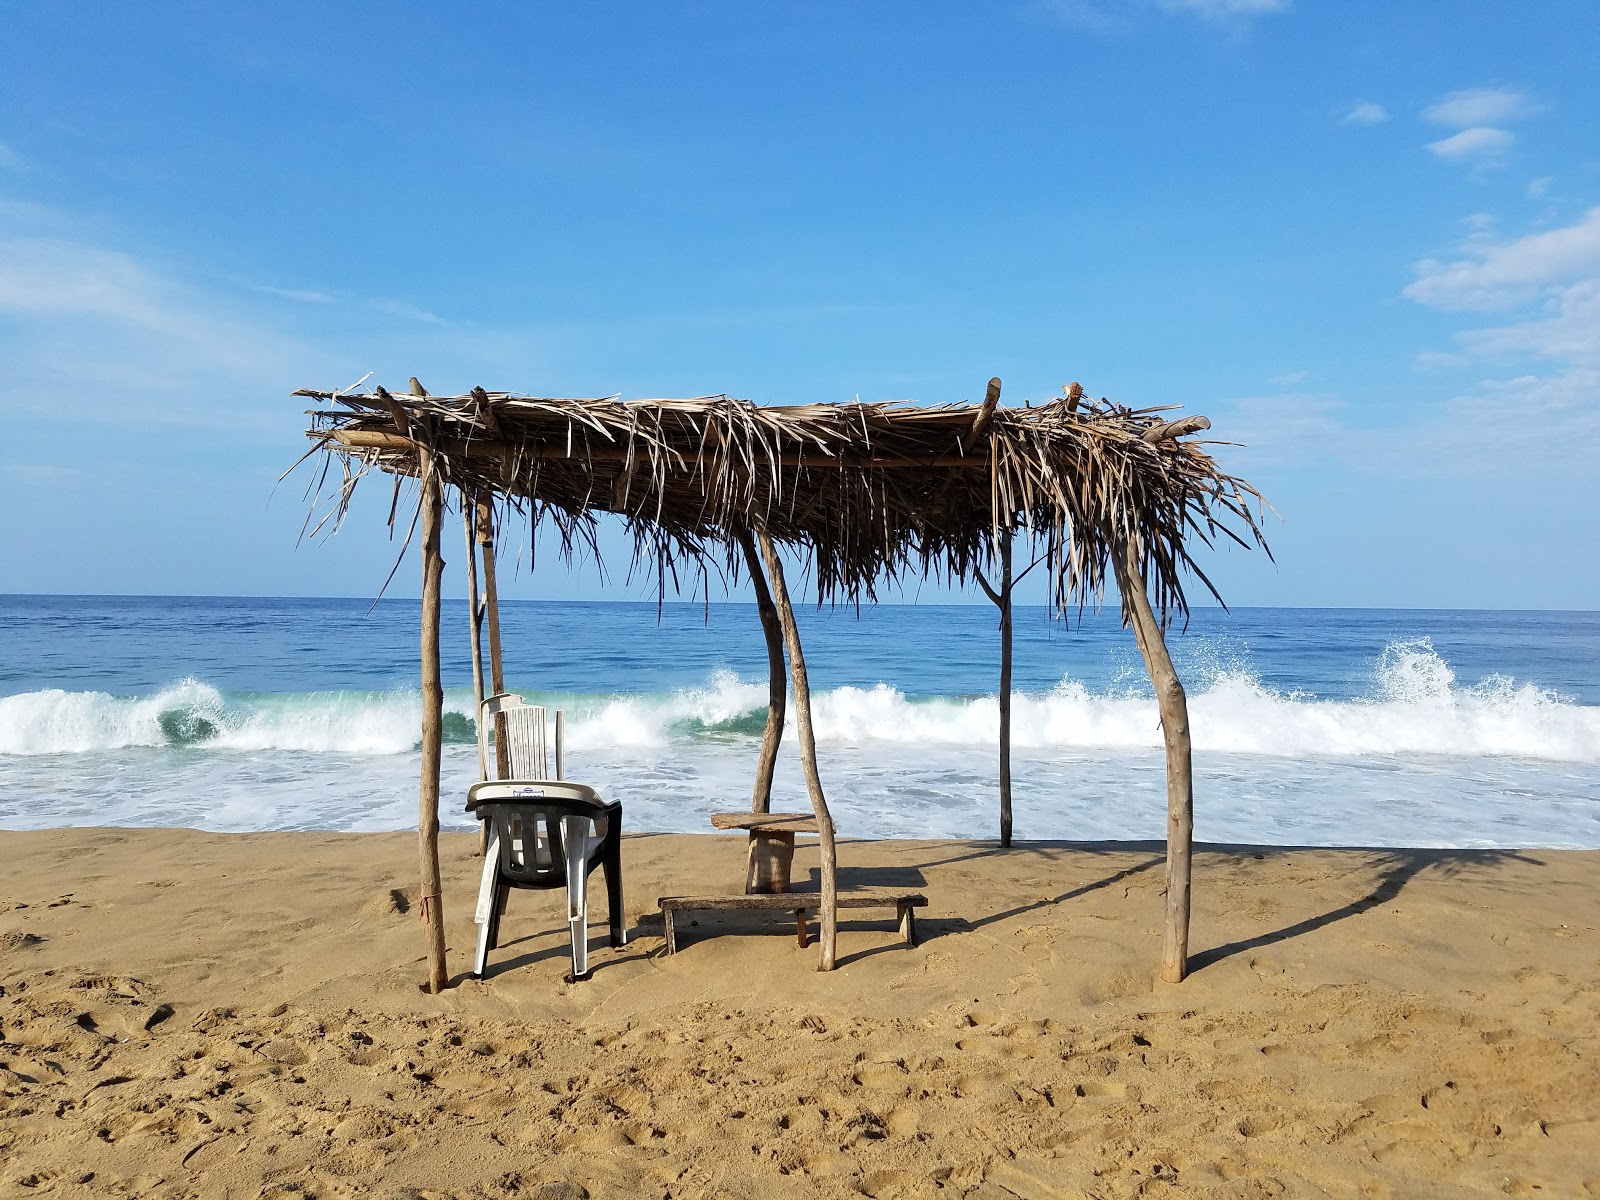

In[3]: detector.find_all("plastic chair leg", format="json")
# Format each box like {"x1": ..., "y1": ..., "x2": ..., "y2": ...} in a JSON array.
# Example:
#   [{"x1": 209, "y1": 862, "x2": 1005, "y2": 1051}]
[
  {"x1": 562, "y1": 815, "x2": 591, "y2": 981},
  {"x1": 605, "y1": 843, "x2": 625, "y2": 947},
  {"x1": 472, "y1": 829, "x2": 502, "y2": 979}
]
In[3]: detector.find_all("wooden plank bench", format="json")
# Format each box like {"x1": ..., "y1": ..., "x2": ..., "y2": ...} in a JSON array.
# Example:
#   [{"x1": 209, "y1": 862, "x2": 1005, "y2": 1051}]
[{"x1": 658, "y1": 890, "x2": 928, "y2": 953}]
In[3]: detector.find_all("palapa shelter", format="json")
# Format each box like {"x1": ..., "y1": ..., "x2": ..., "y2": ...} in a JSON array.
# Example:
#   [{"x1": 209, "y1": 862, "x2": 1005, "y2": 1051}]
[{"x1": 294, "y1": 376, "x2": 1268, "y2": 993}]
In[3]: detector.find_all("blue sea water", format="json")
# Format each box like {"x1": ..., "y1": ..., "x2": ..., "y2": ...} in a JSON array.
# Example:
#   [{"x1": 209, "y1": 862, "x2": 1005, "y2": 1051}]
[{"x1": 2, "y1": 595, "x2": 1598, "y2": 848}]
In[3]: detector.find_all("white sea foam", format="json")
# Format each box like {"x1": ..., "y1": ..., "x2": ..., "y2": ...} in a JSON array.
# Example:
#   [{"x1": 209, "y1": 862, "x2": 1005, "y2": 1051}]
[
  {"x1": 0, "y1": 679, "x2": 478, "y2": 757},
  {"x1": 2, "y1": 643, "x2": 1597, "y2": 763}
]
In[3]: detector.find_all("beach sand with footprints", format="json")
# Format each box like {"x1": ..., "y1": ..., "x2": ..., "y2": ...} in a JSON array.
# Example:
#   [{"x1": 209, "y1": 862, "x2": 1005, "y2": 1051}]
[{"x1": 2, "y1": 828, "x2": 1597, "y2": 1198}]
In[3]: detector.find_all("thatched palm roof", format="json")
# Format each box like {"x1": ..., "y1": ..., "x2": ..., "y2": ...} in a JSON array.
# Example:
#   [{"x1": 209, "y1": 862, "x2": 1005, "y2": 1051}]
[{"x1": 295, "y1": 381, "x2": 1268, "y2": 615}]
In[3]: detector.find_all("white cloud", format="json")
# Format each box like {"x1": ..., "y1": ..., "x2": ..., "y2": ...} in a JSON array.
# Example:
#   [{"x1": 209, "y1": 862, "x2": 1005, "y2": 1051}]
[
  {"x1": 1527, "y1": 176, "x2": 1554, "y2": 199},
  {"x1": 1426, "y1": 127, "x2": 1514, "y2": 162},
  {"x1": 1447, "y1": 368, "x2": 1600, "y2": 443},
  {"x1": 1269, "y1": 370, "x2": 1308, "y2": 386},
  {"x1": 1156, "y1": 0, "x2": 1289, "y2": 15},
  {"x1": 0, "y1": 464, "x2": 80, "y2": 485},
  {"x1": 1342, "y1": 101, "x2": 1390, "y2": 126},
  {"x1": 259, "y1": 285, "x2": 336, "y2": 304},
  {"x1": 1404, "y1": 207, "x2": 1600, "y2": 311},
  {"x1": 1458, "y1": 279, "x2": 1600, "y2": 362},
  {"x1": 0, "y1": 230, "x2": 329, "y2": 425},
  {"x1": 0, "y1": 143, "x2": 23, "y2": 172},
  {"x1": 1030, "y1": 0, "x2": 1286, "y2": 28},
  {"x1": 371, "y1": 298, "x2": 446, "y2": 325},
  {"x1": 1211, "y1": 393, "x2": 1348, "y2": 467},
  {"x1": 1424, "y1": 87, "x2": 1537, "y2": 129},
  {"x1": 1407, "y1": 209, "x2": 1600, "y2": 463}
]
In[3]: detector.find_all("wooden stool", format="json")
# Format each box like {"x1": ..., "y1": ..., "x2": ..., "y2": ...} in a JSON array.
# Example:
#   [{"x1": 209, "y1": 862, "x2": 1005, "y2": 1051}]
[{"x1": 709, "y1": 812, "x2": 820, "y2": 894}]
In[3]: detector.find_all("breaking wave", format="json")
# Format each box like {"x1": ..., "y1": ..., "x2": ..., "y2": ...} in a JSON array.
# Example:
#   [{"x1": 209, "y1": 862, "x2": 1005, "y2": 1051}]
[{"x1": 2, "y1": 642, "x2": 1597, "y2": 763}]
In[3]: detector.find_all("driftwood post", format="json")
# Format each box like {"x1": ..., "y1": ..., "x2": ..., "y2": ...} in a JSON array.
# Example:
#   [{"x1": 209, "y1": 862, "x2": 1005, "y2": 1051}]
[
  {"x1": 462, "y1": 496, "x2": 491, "y2": 854},
  {"x1": 477, "y1": 498, "x2": 510, "y2": 781},
  {"x1": 976, "y1": 534, "x2": 1016, "y2": 847},
  {"x1": 416, "y1": 444, "x2": 450, "y2": 994},
  {"x1": 756, "y1": 530, "x2": 839, "y2": 971},
  {"x1": 739, "y1": 530, "x2": 787, "y2": 813},
  {"x1": 1113, "y1": 537, "x2": 1194, "y2": 984},
  {"x1": 971, "y1": 377, "x2": 1016, "y2": 847}
]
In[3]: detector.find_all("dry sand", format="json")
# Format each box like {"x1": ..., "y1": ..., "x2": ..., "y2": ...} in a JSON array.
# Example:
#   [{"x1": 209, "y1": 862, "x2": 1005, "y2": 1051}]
[{"x1": 1, "y1": 828, "x2": 1597, "y2": 1199}]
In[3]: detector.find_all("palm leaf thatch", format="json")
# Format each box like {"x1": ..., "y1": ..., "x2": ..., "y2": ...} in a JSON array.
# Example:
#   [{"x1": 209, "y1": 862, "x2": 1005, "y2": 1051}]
[{"x1": 294, "y1": 382, "x2": 1269, "y2": 617}]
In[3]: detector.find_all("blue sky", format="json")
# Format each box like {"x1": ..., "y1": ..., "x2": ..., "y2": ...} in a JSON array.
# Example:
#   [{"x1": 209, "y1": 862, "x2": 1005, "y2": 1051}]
[{"x1": 2, "y1": 1, "x2": 1597, "y2": 607}]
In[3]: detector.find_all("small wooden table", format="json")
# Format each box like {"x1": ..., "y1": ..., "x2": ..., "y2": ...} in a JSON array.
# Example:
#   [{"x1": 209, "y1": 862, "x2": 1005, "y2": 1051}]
[{"x1": 709, "y1": 812, "x2": 819, "y2": 893}]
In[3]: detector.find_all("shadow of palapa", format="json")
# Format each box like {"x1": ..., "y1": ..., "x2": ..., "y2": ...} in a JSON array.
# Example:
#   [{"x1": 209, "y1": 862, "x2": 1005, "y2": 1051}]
[{"x1": 1187, "y1": 845, "x2": 1543, "y2": 974}]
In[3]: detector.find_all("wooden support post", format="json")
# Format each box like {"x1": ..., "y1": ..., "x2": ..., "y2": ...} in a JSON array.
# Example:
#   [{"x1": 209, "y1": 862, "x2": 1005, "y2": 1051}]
[
  {"x1": 462, "y1": 496, "x2": 489, "y2": 854},
  {"x1": 755, "y1": 530, "x2": 839, "y2": 972},
  {"x1": 975, "y1": 532, "x2": 1015, "y2": 848},
  {"x1": 1113, "y1": 538, "x2": 1194, "y2": 984},
  {"x1": 739, "y1": 530, "x2": 786, "y2": 814},
  {"x1": 477, "y1": 498, "x2": 509, "y2": 781},
  {"x1": 417, "y1": 444, "x2": 449, "y2": 994},
  {"x1": 997, "y1": 534, "x2": 1014, "y2": 848}
]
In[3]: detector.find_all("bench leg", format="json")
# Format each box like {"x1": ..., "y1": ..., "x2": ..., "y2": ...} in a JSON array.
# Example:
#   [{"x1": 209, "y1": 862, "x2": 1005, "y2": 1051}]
[
  {"x1": 663, "y1": 908, "x2": 677, "y2": 954},
  {"x1": 898, "y1": 903, "x2": 918, "y2": 948},
  {"x1": 796, "y1": 909, "x2": 809, "y2": 949}
]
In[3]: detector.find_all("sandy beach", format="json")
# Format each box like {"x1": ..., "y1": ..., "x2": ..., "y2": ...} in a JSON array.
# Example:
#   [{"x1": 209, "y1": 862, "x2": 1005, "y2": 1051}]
[{"x1": 0, "y1": 830, "x2": 1595, "y2": 1198}]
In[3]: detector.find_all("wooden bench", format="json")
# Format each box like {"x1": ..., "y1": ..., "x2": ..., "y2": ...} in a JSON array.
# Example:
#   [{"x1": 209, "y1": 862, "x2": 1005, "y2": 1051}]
[
  {"x1": 709, "y1": 811, "x2": 819, "y2": 893},
  {"x1": 658, "y1": 890, "x2": 928, "y2": 953}
]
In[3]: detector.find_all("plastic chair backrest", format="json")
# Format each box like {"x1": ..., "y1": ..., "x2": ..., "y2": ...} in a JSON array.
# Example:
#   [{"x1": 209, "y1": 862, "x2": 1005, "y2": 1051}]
[{"x1": 478, "y1": 693, "x2": 564, "y2": 781}]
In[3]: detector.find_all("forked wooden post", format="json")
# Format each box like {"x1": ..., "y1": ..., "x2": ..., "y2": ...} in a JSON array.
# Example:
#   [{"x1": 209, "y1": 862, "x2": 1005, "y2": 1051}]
[
  {"x1": 997, "y1": 534, "x2": 1014, "y2": 847},
  {"x1": 417, "y1": 444, "x2": 450, "y2": 994},
  {"x1": 975, "y1": 531, "x2": 1016, "y2": 848},
  {"x1": 739, "y1": 529, "x2": 787, "y2": 813},
  {"x1": 755, "y1": 530, "x2": 839, "y2": 971},
  {"x1": 1113, "y1": 537, "x2": 1194, "y2": 984},
  {"x1": 477, "y1": 498, "x2": 510, "y2": 781}
]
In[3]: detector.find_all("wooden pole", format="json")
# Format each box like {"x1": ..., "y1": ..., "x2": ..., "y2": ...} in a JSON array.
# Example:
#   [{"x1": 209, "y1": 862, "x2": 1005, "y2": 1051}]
[
  {"x1": 1113, "y1": 538, "x2": 1194, "y2": 984},
  {"x1": 462, "y1": 496, "x2": 490, "y2": 855},
  {"x1": 975, "y1": 533, "x2": 1015, "y2": 848},
  {"x1": 417, "y1": 444, "x2": 449, "y2": 994},
  {"x1": 477, "y1": 498, "x2": 510, "y2": 781},
  {"x1": 739, "y1": 529, "x2": 787, "y2": 814},
  {"x1": 998, "y1": 534, "x2": 1014, "y2": 848},
  {"x1": 755, "y1": 530, "x2": 838, "y2": 971}
]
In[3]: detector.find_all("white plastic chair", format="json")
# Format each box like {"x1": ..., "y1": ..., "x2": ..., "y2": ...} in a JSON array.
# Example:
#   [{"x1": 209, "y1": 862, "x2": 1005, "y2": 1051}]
[{"x1": 466, "y1": 779, "x2": 624, "y2": 981}]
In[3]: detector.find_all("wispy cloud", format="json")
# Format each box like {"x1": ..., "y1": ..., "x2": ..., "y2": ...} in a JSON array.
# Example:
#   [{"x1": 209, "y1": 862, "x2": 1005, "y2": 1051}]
[
  {"x1": 1157, "y1": 0, "x2": 1288, "y2": 16},
  {"x1": 1526, "y1": 176, "x2": 1554, "y2": 200},
  {"x1": 1419, "y1": 85, "x2": 1538, "y2": 169},
  {"x1": 1406, "y1": 209, "x2": 1600, "y2": 464},
  {"x1": 370, "y1": 298, "x2": 447, "y2": 325},
  {"x1": 0, "y1": 143, "x2": 23, "y2": 172},
  {"x1": 258, "y1": 284, "x2": 336, "y2": 305},
  {"x1": 1424, "y1": 87, "x2": 1538, "y2": 129},
  {"x1": 0, "y1": 226, "x2": 330, "y2": 426},
  {"x1": 1426, "y1": 126, "x2": 1515, "y2": 163},
  {"x1": 1404, "y1": 207, "x2": 1600, "y2": 311},
  {"x1": 1341, "y1": 101, "x2": 1390, "y2": 126},
  {"x1": 1030, "y1": 0, "x2": 1288, "y2": 30},
  {"x1": 1269, "y1": 369, "x2": 1308, "y2": 386},
  {"x1": 0, "y1": 464, "x2": 80, "y2": 485},
  {"x1": 1457, "y1": 279, "x2": 1600, "y2": 362}
]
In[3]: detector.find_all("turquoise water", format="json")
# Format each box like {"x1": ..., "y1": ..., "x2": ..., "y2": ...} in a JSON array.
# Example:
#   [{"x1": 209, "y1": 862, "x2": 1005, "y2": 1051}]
[{"x1": 2, "y1": 596, "x2": 1598, "y2": 847}]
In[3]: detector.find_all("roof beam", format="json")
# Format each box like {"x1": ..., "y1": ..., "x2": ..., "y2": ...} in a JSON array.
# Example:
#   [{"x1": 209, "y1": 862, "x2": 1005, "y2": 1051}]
[{"x1": 331, "y1": 428, "x2": 990, "y2": 470}]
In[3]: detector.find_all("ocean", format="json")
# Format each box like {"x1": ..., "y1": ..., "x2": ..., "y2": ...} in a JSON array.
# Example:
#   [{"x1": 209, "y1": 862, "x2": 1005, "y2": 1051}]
[{"x1": 2, "y1": 595, "x2": 1598, "y2": 849}]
